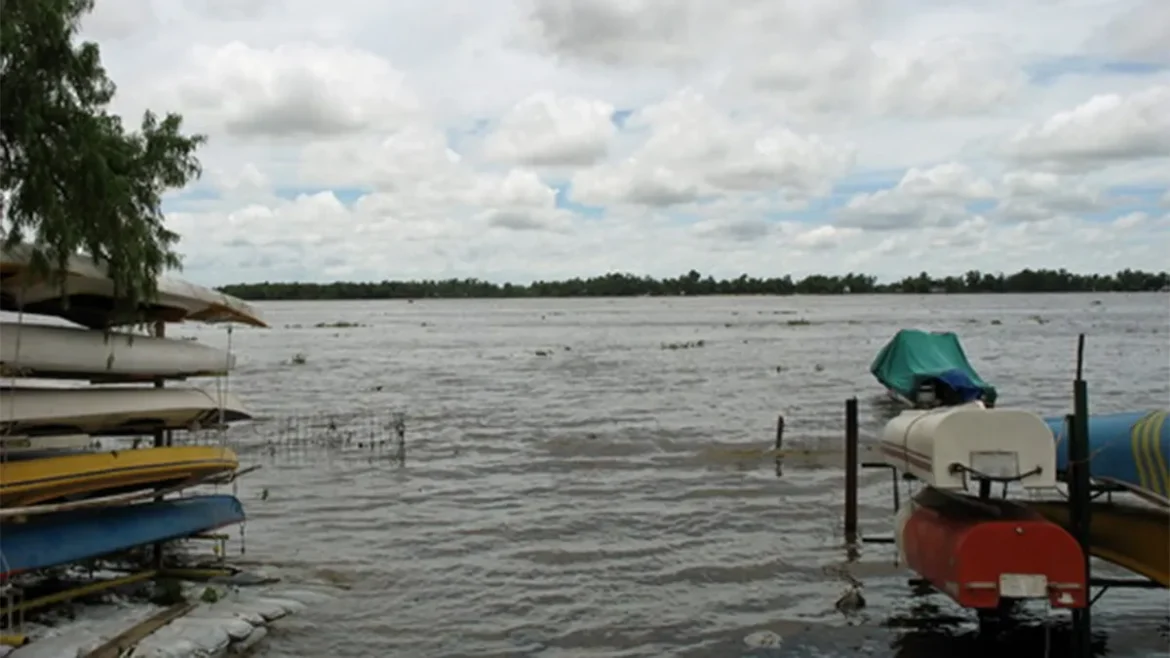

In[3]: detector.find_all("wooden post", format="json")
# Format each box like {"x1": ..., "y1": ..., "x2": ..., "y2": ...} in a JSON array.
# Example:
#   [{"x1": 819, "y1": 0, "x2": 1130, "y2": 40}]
[
  {"x1": 395, "y1": 413, "x2": 406, "y2": 467},
  {"x1": 773, "y1": 414, "x2": 785, "y2": 477},
  {"x1": 844, "y1": 397, "x2": 859, "y2": 543}
]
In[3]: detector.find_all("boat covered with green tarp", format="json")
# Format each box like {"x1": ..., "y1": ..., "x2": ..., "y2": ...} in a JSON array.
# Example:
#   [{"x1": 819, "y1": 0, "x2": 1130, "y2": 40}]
[{"x1": 870, "y1": 329, "x2": 998, "y2": 407}]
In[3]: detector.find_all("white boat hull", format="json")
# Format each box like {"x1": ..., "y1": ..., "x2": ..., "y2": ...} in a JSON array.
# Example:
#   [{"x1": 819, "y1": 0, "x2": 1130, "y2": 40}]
[
  {"x1": 1, "y1": 245, "x2": 267, "y2": 328},
  {"x1": 879, "y1": 403, "x2": 1056, "y2": 491},
  {"x1": 1, "y1": 322, "x2": 235, "y2": 381},
  {"x1": 0, "y1": 386, "x2": 252, "y2": 436},
  {"x1": 886, "y1": 387, "x2": 916, "y2": 408}
]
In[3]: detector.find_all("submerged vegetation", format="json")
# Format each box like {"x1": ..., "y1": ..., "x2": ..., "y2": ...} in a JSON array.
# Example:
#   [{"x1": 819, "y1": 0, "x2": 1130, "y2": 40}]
[
  {"x1": 220, "y1": 268, "x2": 1170, "y2": 300},
  {"x1": 1, "y1": 0, "x2": 204, "y2": 311}
]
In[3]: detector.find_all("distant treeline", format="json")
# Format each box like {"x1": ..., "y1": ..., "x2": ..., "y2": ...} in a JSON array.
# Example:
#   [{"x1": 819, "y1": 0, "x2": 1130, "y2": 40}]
[{"x1": 218, "y1": 268, "x2": 1170, "y2": 301}]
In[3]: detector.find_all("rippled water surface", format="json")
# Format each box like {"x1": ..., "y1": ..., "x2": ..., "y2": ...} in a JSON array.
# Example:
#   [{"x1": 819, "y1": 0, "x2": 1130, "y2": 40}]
[{"x1": 177, "y1": 294, "x2": 1169, "y2": 657}]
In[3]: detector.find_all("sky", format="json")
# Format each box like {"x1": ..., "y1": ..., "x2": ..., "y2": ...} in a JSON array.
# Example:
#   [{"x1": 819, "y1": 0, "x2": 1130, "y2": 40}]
[{"x1": 79, "y1": 0, "x2": 1170, "y2": 286}]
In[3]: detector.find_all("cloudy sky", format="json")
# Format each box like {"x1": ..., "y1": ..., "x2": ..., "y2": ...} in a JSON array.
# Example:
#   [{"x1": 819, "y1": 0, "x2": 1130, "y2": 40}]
[{"x1": 83, "y1": 0, "x2": 1170, "y2": 286}]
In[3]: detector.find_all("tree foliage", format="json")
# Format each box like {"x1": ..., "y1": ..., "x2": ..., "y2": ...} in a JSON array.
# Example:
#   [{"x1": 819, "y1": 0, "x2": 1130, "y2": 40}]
[
  {"x1": 218, "y1": 268, "x2": 1170, "y2": 300},
  {"x1": 0, "y1": 0, "x2": 205, "y2": 314}
]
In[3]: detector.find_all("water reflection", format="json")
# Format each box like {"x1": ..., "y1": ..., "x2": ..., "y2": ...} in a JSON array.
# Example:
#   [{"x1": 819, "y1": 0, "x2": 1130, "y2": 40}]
[
  {"x1": 890, "y1": 616, "x2": 1107, "y2": 658},
  {"x1": 728, "y1": 609, "x2": 1164, "y2": 658}
]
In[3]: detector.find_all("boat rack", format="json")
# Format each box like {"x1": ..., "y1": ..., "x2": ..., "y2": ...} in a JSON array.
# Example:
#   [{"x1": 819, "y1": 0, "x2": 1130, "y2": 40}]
[
  {"x1": 840, "y1": 334, "x2": 1164, "y2": 658},
  {"x1": 0, "y1": 569, "x2": 158, "y2": 620}
]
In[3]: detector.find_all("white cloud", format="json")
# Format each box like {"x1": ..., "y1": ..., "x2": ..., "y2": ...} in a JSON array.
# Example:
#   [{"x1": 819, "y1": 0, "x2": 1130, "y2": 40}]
[
  {"x1": 838, "y1": 163, "x2": 995, "y2": 230},
  {"x1": 169, "y1": 41, "x2": 422, "y2": 137},
  {"x1": 167, "y1": 190, "x2": 1168, "y2": 286},
  {"x1": 755, "y1": 38, "x2": 1026, "y2": 117},
  {"x1": 1007, "y1": 85, "x2": 1170, "y2": 170},
  {"x1": 482, "y1": 92, "x2": 616, "y2": 166},
  {"x1": 788, "y1": 224, "x2": 862, "y2": 250},
  {"x1": 1112, "y1": 211, "x2": 1149, "y2": 230},
  {"x1": 1092, "y1": 0, "x2": 1170, "y2": 64},
  {"x1": 297, "y1": 125, "x2": 464, "y2": 192},
  {"x1": 838, "y1": 162, "x2": 1130, "y2": 233},
  {"x1": 866, "y1": 39, "x2": 1026, "y2": 116},
  {"x1": 205, "y1": 162, "x2": 274, "y2": 205},
  {"x1": 193, "y1": 0, "x2": 275, "y2": 22},
  {"x1": 80, "y1": 0, "x2": 158, "y2": 40},
  {"x1": 994, "y1": 170, "x2": 1104, "y2": 221},
  {"x1": 519, "y1": 0, "x2": 881, "y2": 71},
  {"x1": 571, "y1": 89, "x2": 855, "y2": 207},
  {"x1": 43, "y1": 0, "x2": 1170, "y2": 286},
  {"x1": 895, "y1": 163, "x2": 996, "y2": 200},
  {"x1": 296, "y1": 124, "x2": 573, "y2": 233}
]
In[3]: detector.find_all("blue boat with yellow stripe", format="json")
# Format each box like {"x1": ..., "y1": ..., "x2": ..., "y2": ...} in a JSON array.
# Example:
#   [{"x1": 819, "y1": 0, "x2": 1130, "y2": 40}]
[{"x1": 1045, "y1": 409, "x2": 1170, "y2": 503}]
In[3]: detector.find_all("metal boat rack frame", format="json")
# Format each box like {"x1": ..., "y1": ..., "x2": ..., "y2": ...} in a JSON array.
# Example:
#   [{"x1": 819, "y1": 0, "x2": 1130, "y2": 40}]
[{"x1": 839, "y1": 334, "x2": 1163, "y2": 658}]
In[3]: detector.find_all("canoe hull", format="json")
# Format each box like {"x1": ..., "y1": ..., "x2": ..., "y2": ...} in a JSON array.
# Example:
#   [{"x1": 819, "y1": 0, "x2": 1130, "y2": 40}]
[
  {"x1": 896, "y1": 489, "x2": 1086, "y2": 609},
  {"x1": 1026, "y1": 500, "x2": 1169, "y2": 587},
  {"x1": 0, "y1": 494, "x2": 246, "y2": 577},
  {"x1": 879, "y1": 404, "x2": 1055, "y2": 491},
  {"x1": 1, "y1": 322, "x2": 235, "y2": 381},
  {"x1": 0, "y1": 245, "x2": 266, "y2": 328},
  {"x1": 0, "y1": 386, "x2": 252, "y2": 437},
  {"x1": 0, "y1": 445, "x2": 239, "y2": 508},
  {"x1": 1046, "y1": 410, "x2": 1170, "y2": 501}
]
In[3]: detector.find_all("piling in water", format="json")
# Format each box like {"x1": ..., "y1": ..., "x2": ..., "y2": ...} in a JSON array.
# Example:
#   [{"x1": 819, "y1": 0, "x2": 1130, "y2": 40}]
[
  {"x1": 844, "y1": 397, "x2": 859, "y2": 544},
  {"x1": 774, "y1": 415, "x2": 785, "y2": 477},
  {"x1": 394, "y1": 412, "x2": 407, "y2": 467}
]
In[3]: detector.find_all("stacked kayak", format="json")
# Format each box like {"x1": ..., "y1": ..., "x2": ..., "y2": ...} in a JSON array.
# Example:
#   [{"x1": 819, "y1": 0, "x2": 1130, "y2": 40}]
[{"x1": 1045, "y1": 409, "x2": 1170, "y2": 502}]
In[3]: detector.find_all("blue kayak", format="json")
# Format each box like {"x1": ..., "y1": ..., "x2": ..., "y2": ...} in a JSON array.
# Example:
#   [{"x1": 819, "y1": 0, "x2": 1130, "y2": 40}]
[
  {"x1": 0, "y1": 494, "x2": 245, "y2": 576},
  {"x1": 1046, "y1": 410, "x2": 1170, "y2": 499}
]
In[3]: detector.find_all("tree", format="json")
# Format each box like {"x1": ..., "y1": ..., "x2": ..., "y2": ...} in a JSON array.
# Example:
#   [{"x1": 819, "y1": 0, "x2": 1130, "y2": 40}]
[
  {"x1": 0, "y1": 0, "x2": 205, "y2": 317},
  {"x1": 216, "y1": 267, "x2": 1170, "y2": 300}
]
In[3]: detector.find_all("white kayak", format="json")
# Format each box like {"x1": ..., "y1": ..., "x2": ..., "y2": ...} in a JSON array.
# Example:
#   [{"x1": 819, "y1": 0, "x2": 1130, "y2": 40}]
[
  {"x1": 1, "y1": 245, "x2": 267, "y2": 329},
  {"x1": 0, "y1": 386, "x2": 252, "y2": 436},
  {"x1": 1, "y1": 322, "x2": 235, "y2": 381}
]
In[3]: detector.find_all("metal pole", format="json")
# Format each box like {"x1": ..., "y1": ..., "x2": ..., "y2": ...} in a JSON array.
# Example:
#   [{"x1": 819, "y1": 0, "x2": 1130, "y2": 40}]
[
  {"x1": 1069, "y1": 333, "x2": 1092, "y2": 658},
  {"x1": 152, "y1": 320, "x2": 166, "y2": 448},
  {"x1": 844, "y1": 397, "x2": 859, "y2": 543},
  {"x1": 151, "y1": 320, "x2": 166, "y2": 570},
  {"x1": 1075, "y1": 333, "x2": 1085, "y2": 381}
]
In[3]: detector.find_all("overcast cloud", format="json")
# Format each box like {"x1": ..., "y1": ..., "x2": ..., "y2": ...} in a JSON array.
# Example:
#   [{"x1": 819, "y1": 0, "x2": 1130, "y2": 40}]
[{"x1": 80, "y1": 0, "x2": 1170, "y2": 285}]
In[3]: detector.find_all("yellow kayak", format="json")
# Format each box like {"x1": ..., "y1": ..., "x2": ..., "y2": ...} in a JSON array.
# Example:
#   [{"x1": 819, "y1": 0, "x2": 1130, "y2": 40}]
[
  {"x1": 1026, "y1": 500, "x2": 1170, "y2": 587},
  {"x1": 0, "y1": 446, "x2": 238, "y2": 508}
]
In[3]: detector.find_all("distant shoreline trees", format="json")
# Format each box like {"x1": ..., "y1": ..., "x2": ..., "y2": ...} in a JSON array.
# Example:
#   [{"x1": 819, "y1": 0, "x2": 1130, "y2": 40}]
[{"x1": 218, "y1": 268, "x2": 1170, "y2": 300}]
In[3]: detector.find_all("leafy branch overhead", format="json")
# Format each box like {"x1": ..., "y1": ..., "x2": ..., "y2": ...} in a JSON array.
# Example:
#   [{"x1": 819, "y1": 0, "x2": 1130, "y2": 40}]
[{"x1": 0, "y1": 0, "x2": 205, "y2": 316}]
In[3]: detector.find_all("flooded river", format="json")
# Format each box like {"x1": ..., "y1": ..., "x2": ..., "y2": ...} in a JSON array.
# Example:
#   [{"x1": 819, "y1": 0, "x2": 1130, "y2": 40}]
[{"x1": 179, "y1": 293, "x2": 1169, "y2": 657}]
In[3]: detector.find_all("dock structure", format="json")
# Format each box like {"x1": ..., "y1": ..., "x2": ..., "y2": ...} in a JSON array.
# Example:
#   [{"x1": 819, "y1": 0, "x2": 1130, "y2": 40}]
[{"x1": 841, "y1": 334, "x2": 1168, "y2": 658}]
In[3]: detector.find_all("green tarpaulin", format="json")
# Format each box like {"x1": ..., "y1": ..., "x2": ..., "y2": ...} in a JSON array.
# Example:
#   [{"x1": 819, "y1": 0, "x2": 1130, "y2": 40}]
[{"x1": 870, "y1": 329, "x2": 998, "y2": 405}]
